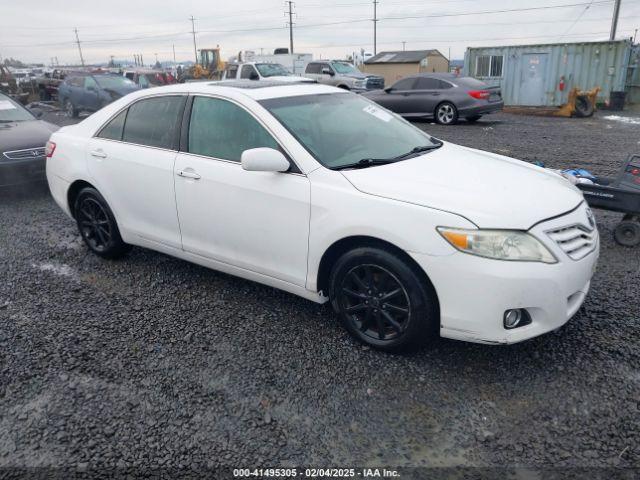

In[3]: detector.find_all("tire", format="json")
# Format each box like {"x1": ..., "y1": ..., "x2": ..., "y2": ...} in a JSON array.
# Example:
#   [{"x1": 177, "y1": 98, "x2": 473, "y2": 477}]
[
  {"x1": 73, "y1": 187, "x2": 131, "y2": 259},
  {"x1": 613, "y1": 220, "x2": 640, "y2": 247},
  {"x1": 65, "y1": 99, "x2": 79, "y2": 118},
  {"x1": 574, "y1": 95, "x2": 594, "y2": 118},
  {"x1": 329, "y1": 247, "x2": 439, "y2": 352},
  {"x1": 435, "y1": 102, "x2": 458, "y2": 125},
  {"x1": 466, "y1": 115, "x2": 482, "y2": 123}
]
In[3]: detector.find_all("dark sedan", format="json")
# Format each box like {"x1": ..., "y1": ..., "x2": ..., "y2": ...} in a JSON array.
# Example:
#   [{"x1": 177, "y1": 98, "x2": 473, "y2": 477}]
[
  {"x1": 58, "y1": 73, "x2": 139, "y2": 118},
  {"x1": 0, "y1": 93, "x2": 58, "y2": 187},
  {"x1": 363, "y1": 73, "x2": 503, "y2": 125}
]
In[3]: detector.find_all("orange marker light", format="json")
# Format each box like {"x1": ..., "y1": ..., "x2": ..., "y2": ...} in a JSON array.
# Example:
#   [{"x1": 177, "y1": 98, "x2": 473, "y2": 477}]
[{"x1": 441, "y1": 231, "x2": 469, "y2": 250}]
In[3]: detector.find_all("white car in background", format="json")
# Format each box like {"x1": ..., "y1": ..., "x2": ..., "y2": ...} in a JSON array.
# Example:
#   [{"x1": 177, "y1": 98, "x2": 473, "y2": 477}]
[
  {"x1": 222, "y1": 62, "x2": 314, "y2": 83},
  {"x1": 45, "y1": 81, "x2": 599, "y2": 351}
]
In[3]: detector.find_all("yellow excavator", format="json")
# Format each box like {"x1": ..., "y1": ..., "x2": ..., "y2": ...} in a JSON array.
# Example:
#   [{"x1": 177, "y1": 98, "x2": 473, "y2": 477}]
[{"x1": 183, "y1": 47, "x2": 225, "y2": 81}]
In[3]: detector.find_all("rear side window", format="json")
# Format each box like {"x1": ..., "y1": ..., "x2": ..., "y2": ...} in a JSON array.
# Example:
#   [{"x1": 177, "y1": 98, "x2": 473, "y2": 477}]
[
  {"x1": 68, "y1": 76, "x2": 84, "y2": 87},
  {"x1": 439, "y1": 80, "x2": 453, "y2": 89},
  {"x1": 226, "y1": 65, "x2": 238, "y2": 78},
  {"x1": 84, "y1": 76, "x2": 98, "y2": 89},
  {"x1": 414, "y1": 77, "x2": 440, "y2": 89},
  {"x1": 305, "y1": 63, "x2": 321, "y2": 74},
  {"x1": 122, "y1": 96, "x2": 185, "y2": 149},
  {"x1": 188, "y1": 96, "x2": 279, "y2": 162},
  {"x1": 97, "y1": 109, "x2": 127, "y2": 141}
]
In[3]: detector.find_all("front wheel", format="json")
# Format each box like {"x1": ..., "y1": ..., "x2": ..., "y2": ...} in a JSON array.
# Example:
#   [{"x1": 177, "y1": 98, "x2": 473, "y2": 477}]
[
  {"x1": 74, "y1": 187, "x2": 131, "y2": 259},
  {"x1": 435, "y1": 102, "x2": 458, "y2": 125},
  {"x1": 329, "y1": 247, "x2": 439, "y2": 352}
]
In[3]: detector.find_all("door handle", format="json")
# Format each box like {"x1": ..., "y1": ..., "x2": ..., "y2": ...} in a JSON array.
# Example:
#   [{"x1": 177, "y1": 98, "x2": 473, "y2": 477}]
[
  {"x1": 90, "y1": 149, "x2": 107, "y2": 159},
  {"x1": 177, "y1": 170, "x2": 201, "y2": 180}
]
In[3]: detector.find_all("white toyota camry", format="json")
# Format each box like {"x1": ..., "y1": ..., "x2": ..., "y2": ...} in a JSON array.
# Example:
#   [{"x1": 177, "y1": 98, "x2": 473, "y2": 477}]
[{"x1": 46, "y1": 81, "x2": 599, "y2": 351}]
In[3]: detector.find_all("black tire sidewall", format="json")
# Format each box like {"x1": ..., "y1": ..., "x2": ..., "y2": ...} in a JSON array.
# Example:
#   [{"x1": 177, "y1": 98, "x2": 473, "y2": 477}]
[
  {"x1": 614, "y1": 221, "x2": 640, "y2": 247},
  {"x1": 435, "y1": 102, "x2": 458, "y2": 125},
  {"x1": 329, "y1": 247, "x2": 438, "y2": 351},
  {"x1": 74, "y1": 187, "x2": 129, "y2": 258}
]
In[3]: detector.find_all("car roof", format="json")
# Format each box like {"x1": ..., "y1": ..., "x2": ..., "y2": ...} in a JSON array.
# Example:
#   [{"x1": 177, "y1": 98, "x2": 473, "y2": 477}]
[{"x1": 126, "y1": 80, "x2": 340, "y2": 100}]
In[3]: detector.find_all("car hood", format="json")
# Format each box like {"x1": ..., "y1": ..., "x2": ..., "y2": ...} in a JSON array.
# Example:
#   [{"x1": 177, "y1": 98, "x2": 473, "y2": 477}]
[
  {"x1": 340, "y1": 142, "x2": 584, "y2": 230},
  {"x1": 0, "y1": 120, "x2": 58, "y2": 153}
]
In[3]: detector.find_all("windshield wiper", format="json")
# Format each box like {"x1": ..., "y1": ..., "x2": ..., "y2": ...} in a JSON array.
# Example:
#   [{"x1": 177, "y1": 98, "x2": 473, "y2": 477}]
[{"x1": 332, "y1": 142, "x2": 444, "y2": 171}]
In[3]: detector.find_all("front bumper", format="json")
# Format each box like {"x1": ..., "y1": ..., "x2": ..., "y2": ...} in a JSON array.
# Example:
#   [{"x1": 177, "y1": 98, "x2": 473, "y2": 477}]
[
  {"x1": 0, "y1": 158, "x2": 46, "y2": 187},
  {"x1": 410, "y1": 205, "x2": 599, "y2": 344}
]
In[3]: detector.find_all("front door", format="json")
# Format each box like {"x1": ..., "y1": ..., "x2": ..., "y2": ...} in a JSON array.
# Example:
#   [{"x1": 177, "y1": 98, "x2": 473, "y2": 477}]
[
  {"x1": 519, "y1": 53, "x2": 548, "y2": 106},
  {"x1": 383, "y1": 77, "x2": 418, "y2": 114},
  {"x1": 174, "y1": 96, "x2": 311, "y2": 286},
  {"x1": 86, "y1": 95, "x2": 186, "y2": 249}
]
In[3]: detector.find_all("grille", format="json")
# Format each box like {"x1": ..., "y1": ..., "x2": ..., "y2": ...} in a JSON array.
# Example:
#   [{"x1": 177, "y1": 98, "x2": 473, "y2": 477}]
[
  {"x1": 547, "y1": 225, "x2": 597, "y2": 260},
  {"x1": 366, "y1": 77, "x2": 385, "y2": 90},
  {"x1": 3, "y1": 147, "x2": 46, "y2": 161}
]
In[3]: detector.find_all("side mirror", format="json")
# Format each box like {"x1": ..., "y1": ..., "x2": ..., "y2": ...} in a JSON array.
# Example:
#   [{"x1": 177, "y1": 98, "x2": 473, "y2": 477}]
[
  {"x1": 321, "y1": 68, "x2": 334, "y2": 76},
  {"x1": 249, "y1": 71, "x2": 260, "y2": 81},
  {"x1": 384, "y1": 86, "x2": 393, "y2": 93},
  {"x1": 87, "y1": 85, "x2": 96, "y2": 92},
  {"x1": 241, "y1": 148, "x2": 290, "y2": 173}
]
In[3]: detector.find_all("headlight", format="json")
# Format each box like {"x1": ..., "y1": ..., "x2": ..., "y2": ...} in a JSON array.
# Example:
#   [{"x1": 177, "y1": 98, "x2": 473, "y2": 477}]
[
  {"x1": 437, "y1": 227, "x2": 557, "y2": 263},
  {"x1": 354, "y1": 80, "x2": 366, "y2": 88}
]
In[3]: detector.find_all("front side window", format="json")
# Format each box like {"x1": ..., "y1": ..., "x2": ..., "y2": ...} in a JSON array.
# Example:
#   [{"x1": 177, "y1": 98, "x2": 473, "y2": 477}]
[
  {"x1": 95, "y1": 75, "x2": 136, "y2": 89},
  {"x1": 84, "y1": 76, "x2": 98, "y2": 89},
  {"x1": 188, "y1": 96, "x2": 278, "y2": 162},
  {"x1": 122, "y1": 96, "x2": 185, "y2": 149},
  {"x1": 97, "y1": 109, "x2": 127, "y2": 141},
  {"x1": 330, "y1": 62, "x2": 359, "y2": 74},
  {"x1": 240, "y1": 65, "x2": 258, "y2": 79},
  {"x1": 392, "y1": 78, "x2": 416, "y2": 90},
  {"x1": 260, "y1": 93, "x2": 439, "y2": 170}
]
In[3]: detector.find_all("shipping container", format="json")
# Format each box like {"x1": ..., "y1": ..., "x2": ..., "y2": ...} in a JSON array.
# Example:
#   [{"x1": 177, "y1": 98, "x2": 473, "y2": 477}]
[{"x1": 463, "y1": 40, "x2": 640, "y2": 107}]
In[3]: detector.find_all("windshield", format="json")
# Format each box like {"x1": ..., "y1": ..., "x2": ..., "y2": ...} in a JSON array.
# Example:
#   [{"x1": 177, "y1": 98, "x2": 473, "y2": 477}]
[
  {"x1": 0, "y1": 95, "x2": 34, "y2": 122},
  {"x1": 331, "y1": 62, "x2": 359, "y2": 74},
  {"x1": 255, "y1": 63, "x2": 291, "y2": 77},
  {"x1": 260, "y1": 93, "x2": 439, "y2": 169},
  {"x1": 95, "y1": 75, "x2": 136, "y2": 89}
]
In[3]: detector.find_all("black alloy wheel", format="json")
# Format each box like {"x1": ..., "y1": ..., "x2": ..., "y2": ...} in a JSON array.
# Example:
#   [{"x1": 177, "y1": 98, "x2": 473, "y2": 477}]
[
  {"x1": 74, "y1": 187, "x2": 131, "y2": 259},
  {"x1": 330, "y1": 247, "x2": 438, "y2": 351}
]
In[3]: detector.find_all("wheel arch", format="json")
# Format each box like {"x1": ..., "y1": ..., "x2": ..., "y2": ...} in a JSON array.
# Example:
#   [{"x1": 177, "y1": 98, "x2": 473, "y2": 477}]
[
  {"x1": 316, "y1": 235, "x2": 439, "y2": 310},
  {"x1": 67, "y1": 179, "x2": 96, "y2": 218},
  {"x1": 337, "y1": 84, "x2": 351, "y2": 90}
]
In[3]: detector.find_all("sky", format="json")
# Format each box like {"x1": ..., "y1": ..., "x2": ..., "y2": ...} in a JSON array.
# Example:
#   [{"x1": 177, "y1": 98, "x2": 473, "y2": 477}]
[{"x1": 0, "y1": 0, "x2": 639, "y2": 66}]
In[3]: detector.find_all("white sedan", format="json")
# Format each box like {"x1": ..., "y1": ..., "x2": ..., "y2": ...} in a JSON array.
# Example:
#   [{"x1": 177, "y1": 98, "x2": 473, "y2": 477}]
[{"x1": 45, "y1": 81, "x2": 599, "y2": 351}]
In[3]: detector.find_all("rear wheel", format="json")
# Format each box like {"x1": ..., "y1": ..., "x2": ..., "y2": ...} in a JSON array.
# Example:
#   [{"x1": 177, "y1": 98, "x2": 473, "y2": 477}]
[
  {"x1": 65, "y1": 99, "x2": 79, "y2": 118},
  {"x1": 329, "y1": 247, "x2": 439, "y2": 351},
  {"x1": 466, "y1": 115, "x2": 482, "y2": 123},
  {"x1": 74, "y1": 187, "x2": 131, "y2": 259},
  {"x1": 435, "y1": 102, "x2": 458, "y2": 125}
]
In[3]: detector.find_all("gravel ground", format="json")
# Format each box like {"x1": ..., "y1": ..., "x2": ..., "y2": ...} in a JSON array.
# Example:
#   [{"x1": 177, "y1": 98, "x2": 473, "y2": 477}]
[{"x1": 1, "y1": 110, "x2": 639, "y2": 474}]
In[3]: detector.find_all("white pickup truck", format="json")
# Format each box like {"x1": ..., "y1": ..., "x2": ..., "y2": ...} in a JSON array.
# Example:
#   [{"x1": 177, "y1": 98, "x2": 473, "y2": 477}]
[{"x1": 221, "y1": 62, "x2": 314, "y2": 83}]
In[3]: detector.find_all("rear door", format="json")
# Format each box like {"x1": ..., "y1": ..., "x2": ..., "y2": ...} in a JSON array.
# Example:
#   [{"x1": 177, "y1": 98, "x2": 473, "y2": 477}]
[
  {"x1": 86, "y1": 95, "x2": 186, "y2": 248},
  {"x1": 407, "y1": 77, "x2": 443, "y2": 115},
  {"x1": 81, "y1": 76, "x2": 101, "y2": 111}
]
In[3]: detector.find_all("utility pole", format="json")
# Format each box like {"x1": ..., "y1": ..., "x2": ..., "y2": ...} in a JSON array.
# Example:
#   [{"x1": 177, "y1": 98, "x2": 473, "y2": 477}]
[
  {"x1": 373, "y1": 0, "x2": 379, "y2": 55},
  {"x1": 74, "y1": 28, "x2": 85, "y2": 67},
  {"x1": 609, "y1": 0, "x2": 622, "y2": 40},
  {"x1": 634, "y1": 28, "x2": 638, "y2": 43},
  {"x1": 172, "y1": 44, "x2": 176, "y2": 63},
  {"x1": 402, "y1": 41, "x2": 406, "y2": 51},
  {"x1": 190, "y1": 15, "x2": 198, "y2": 64},
  {"x1": 285, "y1": 1, "x2": 295, "y2": 54}
]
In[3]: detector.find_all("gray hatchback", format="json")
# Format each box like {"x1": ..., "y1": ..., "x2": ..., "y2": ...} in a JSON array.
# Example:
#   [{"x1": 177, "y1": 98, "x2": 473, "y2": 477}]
[{"x1": 362, "y1": 73, "x2": 503, "y2": 125}]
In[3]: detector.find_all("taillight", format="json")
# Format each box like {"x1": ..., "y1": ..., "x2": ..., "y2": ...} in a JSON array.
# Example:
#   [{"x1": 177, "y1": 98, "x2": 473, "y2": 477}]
[
  {"x1": 468, "y1": 90, "x2": 490, "y2": 100},
  {"x1": 45, "y1": 141, "x2": 56, "y2": 158}
]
